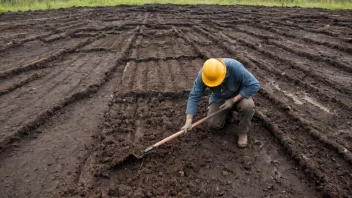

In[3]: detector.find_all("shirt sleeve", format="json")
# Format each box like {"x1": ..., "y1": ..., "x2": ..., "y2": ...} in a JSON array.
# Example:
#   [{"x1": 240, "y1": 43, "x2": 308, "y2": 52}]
[
  {"x1": 237, "y1": 66, "x2": 260, "y2": 98},
  {"x1": 186, "y1": 71, "x2": 206, "y2": 115}
]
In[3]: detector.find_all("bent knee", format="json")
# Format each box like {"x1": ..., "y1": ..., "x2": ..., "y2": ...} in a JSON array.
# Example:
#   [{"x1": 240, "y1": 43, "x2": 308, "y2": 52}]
[{"x1": 238, "y1": 99, "x2": 255, "y2": 113}]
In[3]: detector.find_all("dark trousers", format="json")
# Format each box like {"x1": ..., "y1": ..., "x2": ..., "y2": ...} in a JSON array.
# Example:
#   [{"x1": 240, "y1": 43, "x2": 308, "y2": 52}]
[{"x1": 207, "y1": 98, "x2": 255, "y2": 135}]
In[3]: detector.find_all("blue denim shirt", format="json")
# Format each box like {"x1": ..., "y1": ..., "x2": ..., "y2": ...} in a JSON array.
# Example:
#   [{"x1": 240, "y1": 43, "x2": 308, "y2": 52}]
[{"x1": 186, "y1": 58, "x2": 260, "y2": 115}]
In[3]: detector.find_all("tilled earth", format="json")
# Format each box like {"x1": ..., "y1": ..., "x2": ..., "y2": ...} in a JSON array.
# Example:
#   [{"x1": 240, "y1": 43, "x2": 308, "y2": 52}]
[{"x1": 0, "y1": 4, "x2": 351, "y2": 198}]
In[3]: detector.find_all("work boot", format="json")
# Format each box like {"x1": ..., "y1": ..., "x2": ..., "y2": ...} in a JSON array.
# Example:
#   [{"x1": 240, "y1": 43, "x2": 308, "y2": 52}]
[
  {"x1": 235, "y1": 98, "x2": 254, "y2": 148},
  {"x1": 238, "y1": 133, "x2": 248, "y2": 148}
]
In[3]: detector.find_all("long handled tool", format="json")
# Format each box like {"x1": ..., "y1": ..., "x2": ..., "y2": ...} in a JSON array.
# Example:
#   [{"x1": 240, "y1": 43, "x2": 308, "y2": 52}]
[
  {"x1": 143, "y1": 108, "x2": 227, "y2": 153},
  {"x1": 114, "y1": 108, "x2": 228, "y2": 166}
]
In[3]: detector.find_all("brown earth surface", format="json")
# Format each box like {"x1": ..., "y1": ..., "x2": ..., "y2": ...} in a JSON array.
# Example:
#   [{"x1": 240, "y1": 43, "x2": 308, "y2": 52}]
[{"x1": 0, "y1": 4, "x2": 351, "y2": 198}]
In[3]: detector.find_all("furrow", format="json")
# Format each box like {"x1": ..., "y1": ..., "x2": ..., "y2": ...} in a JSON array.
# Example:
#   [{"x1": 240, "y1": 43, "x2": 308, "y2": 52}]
[
  {"x1": 0, "y1": 49, "x2": 66, "y2": 78},
  {"x1": 251, "y1": 23, "x2": 352, "y2": 54},
  {"x1": 131, "y1": 29, "x2": 198, "y2": 59},
  {"x1": 160, "y1": 60, "x2": 175, "y2": 91},
  {"x1": 0, "y1": 21, "x2": 88, "y2": 53},
  {"x1": 0, "y1": 26, "x2": 140, "y2": 151},
  {"x1": 143, "y1": 13, "x2": 149, "y2": 24},
  {"x1": 121, "y1": 61, "x2": 137, "y2": 91},
  {"x1": 247, "y1": 54, "x2": 352, "y2": 149},
  {"x1": 155, "y1": 60, "x2": 166, "y2": 91},
  {"x1": 55, "y1": 22, "x2": 88, "y2": 32},
  {"x1": 177, "y1": 59, "x2": 192, "y2": 89},
  {"x1": 0, "y1": 31, "x2": 56, "y2": 53},
  {"x1": 122, "y1": 55, "x2": 200, "y2": 63},
  {"x1": 146, "y1": 61, "x2": 159, "y2": 91},
  {"x1": 232, "y1": 24, "x2": 352, "y2": 73},
  {"x1": 165, "y1": 58, "x2": 176, "y2": 90},
  {"x1": 243, "y1": 53, "x2": 352, "y2": 112},
  {"x1": 41, "y1": 32, "x2": 68, "y2": 43},
  {"x1": 77, "y1": 48, "x2": 117, "y2": 53},
  {"x1": 270, "y1": 20, "x2": 340, "y2": 37},
  {"x1": 254, "y1": 109, "x2": 351, "y2": 198},
  {"x1": 228, "y1": 33, "x2": 352, "y2": 95},
  {"x1": 156, "y1": 13, "x2": 165, "y2": 24},
  {"x1": 0, "y1": 14, "x2": 83, "y2": 31},
  {"x1": 133, "y1": 61, "x2": 147, "y2": 92},
  {"x1": 202, "y1": 25, "x2": 352, "y2": 95},
  {"x1": 173, "y1": 27, "x2": 211, "y2": 59},
  {"x1": 276, "y1": 18, "x2": 352, "y2": 35},
  {"x1": 259, "y1": 88, "x2": 352, "y2": 164},
  {"x1": 0, "y1": 72, "x2": 46, "y2": 97},
  {"x1": 267, "y1": 39, "x2": 352, "y2": 74},
  {"x1": 82, "y1": 33, "x2": 130, "y2": 51},
  {"x1": 0, "y1": 36, "x2": 102, "y2": 79}
]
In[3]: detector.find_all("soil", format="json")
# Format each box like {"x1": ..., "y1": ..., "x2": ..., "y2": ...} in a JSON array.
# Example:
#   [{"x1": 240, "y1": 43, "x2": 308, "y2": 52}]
[{"x1": 0, "y1": 4, "x2": 351, "y2": 198}]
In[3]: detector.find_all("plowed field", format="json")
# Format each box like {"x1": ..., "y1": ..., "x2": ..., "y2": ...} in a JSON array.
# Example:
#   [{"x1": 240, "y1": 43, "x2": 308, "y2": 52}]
[{"x1": 0, "y1": 4, "x2": 351, "y2": 198}]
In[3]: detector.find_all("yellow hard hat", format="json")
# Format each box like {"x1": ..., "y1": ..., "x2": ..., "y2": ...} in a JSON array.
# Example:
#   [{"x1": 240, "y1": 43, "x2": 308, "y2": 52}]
[{"x1": 201, "y1": 58, "x2": 226, "y2": 87}]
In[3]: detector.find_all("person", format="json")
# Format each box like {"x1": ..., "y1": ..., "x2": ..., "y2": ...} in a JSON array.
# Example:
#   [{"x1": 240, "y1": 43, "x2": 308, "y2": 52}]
[{"x1": 181, "y1": 58, "x2": 260, "y2": 148}]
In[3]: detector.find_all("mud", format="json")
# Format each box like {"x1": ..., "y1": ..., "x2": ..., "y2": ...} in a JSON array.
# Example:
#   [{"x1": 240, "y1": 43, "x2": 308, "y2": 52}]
[{"x1": 0, "y1": 4, "x2": 351, "y2": 198}]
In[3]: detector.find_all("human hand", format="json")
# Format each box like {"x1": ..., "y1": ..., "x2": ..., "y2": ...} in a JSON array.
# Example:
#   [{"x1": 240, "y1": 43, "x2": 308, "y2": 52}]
[
  {"x1": 219, "y1": 98, "x2": 235, "y2": 110},
  {"x1": 181, "y1": 119, "x2": 193, "y2": 134}
]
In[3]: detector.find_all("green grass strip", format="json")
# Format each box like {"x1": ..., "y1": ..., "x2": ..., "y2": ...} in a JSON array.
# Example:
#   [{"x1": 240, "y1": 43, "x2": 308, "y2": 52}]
[{"x1": 0, "y1": 0, "x2": 351, "y2": 12}]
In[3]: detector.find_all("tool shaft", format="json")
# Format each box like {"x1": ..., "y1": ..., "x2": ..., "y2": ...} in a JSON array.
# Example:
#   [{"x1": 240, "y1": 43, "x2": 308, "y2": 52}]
[{"x1": 152, "y1": 108, "x2": 226, "y2": 148}]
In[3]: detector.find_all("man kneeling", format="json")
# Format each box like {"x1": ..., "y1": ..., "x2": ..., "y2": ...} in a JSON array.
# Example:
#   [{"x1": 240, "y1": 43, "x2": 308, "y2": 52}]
[{"x1": 181, "y1": 58, "x2": 260, "y2": 148}]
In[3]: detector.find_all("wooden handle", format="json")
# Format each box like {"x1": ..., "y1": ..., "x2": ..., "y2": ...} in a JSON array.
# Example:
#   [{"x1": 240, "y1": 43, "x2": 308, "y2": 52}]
[{"x1": 153, "y1": 108, "x2": 226, "y2": 148}]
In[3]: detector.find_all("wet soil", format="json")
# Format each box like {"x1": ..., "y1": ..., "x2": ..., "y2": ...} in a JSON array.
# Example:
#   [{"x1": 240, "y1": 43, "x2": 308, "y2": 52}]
[{"x1": 0, "y1": 4, "x2": 351, "y2": 198}]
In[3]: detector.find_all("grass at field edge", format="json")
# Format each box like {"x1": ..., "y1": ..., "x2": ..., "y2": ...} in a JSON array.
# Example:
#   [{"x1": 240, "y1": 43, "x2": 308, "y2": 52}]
[{"x1": 0, "y1": 0, "x2": 352, "y2": 12}]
